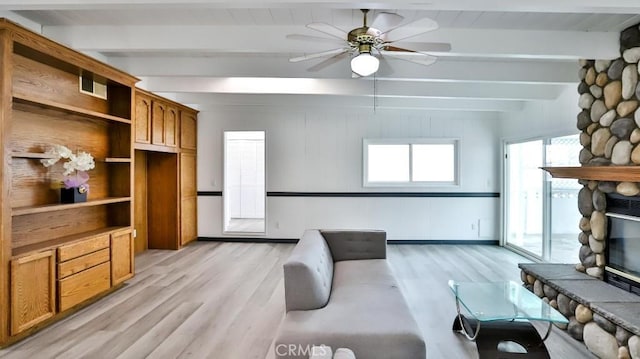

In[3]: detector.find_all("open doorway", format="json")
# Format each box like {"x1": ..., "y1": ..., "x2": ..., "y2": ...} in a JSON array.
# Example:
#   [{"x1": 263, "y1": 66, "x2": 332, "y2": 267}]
[{"x1": 224, "y1": 131, "x2": 265, "y2": 234}]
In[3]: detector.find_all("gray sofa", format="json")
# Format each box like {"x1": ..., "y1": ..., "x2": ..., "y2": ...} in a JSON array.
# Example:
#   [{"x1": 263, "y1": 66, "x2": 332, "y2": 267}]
[{"x1": 273, "y1": 229, "x2": 426, "y2": 359}]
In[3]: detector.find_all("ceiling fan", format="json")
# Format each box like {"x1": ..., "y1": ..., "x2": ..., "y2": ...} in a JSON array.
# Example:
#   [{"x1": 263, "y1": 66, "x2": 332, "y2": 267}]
[{"x1": 287, "y1": 9, "x2": 451, "y2": 77}]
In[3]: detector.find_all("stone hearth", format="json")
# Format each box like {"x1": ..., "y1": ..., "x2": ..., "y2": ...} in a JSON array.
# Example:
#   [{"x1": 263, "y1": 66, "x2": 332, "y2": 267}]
[{"x1": 520, "y1": 264, "x2": 640, "y2": 359}]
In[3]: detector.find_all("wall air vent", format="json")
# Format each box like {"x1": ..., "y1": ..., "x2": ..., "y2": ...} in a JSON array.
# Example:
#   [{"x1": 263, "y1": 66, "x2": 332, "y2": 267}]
[{"x1": 79, "y1": 70, "x2": 107, "y2": 99}]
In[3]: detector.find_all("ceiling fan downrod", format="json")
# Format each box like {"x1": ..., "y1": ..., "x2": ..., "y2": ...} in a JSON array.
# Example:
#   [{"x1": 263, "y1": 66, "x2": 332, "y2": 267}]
[{"x1": 361, "y1": 9, "x2": 369, "y2": 27}]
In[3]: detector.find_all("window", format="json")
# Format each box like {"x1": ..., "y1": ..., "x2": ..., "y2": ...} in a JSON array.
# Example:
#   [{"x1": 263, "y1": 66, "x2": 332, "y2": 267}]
[{"x1": 363, "y1": 139, "x2": 459, "y2": 186}]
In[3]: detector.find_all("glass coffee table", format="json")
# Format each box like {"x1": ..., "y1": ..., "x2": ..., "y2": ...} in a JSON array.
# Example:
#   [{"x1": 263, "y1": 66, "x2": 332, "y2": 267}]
[{"x1": 448, "y1": 280, "x2": 569, "y2": 359}]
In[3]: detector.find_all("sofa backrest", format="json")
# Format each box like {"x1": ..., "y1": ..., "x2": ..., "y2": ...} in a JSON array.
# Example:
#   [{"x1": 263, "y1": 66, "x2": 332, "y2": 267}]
[
  {"x1": 283, "y1": 229, "x2": 334, "y2": 312},
  {"x1": 320, "y1": 230, "x2": 386, "y2": 261}
]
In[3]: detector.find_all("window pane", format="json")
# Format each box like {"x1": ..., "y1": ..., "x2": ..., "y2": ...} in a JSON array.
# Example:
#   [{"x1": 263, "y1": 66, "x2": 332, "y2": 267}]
[
  {"x1": 547, "y1": 134, "x2": 582, "y2": 263},
  {"x1": 368, "y1": 144, "x2": 409, "y2": 182},
  {"x1": 412, "y1": 144, "x2": 455, "y2": 182}
]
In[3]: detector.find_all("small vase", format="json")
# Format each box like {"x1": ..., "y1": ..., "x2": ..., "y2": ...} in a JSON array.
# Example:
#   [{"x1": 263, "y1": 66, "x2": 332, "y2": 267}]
[{"x1": 60, "y1": 186, "x2": 87, "y2": 203}]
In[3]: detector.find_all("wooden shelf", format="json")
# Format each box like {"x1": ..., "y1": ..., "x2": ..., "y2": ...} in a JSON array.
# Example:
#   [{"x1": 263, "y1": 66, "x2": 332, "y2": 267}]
[
  {"x1": 541, "y1": 166, "x2": 640, "y2": 182},
  {"x1": 13, "y1": 95, "x2": 132, "y2": 124},
  {"x1": 11, "y1": 226, "x2": 130, "y2": 258},
  {"x1": 12, "y1": 153, "x2": 131, "y2": 163},
  {"x1": 11, "y1": 152, "x2": 56, "y2": 159},
  {"x1": 12, "y1": 197, "x2": 131, "y2": 216},
  {"x1": 103, "y1": 157, "x2": 132, "y2": 163}
]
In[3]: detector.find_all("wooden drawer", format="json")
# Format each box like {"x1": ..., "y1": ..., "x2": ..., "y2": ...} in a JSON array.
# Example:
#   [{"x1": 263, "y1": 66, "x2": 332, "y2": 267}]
[
  {"x1": 58, "y1": 248, "x2": 110, "y2": 279},
  {"x1": 58, "y1": 235, "x2": 110, "y2": 262},
  {"x1": 58, "y1": 262, "x2": 111, "y2": 312}
]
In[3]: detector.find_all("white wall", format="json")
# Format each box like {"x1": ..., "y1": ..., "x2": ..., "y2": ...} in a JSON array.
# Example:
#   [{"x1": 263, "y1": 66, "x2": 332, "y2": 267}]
[
  {"x1": 499, "y1": 84, "x2": 581, "y2": 245},
  {"x1": 500, "y1": 84, "x2": 580, "y2": 141},
  {"x1": 197, "y1": 105, "x2": 502, "y2": 240}
]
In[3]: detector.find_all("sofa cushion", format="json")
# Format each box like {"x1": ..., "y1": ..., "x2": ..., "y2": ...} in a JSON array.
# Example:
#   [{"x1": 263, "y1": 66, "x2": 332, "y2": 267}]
[
  {"x1": 284, "y1": 230, "x2": 334, "y2": 311},
  {"x1": 320, "y1": 230, "x2": 386, "y2": 261},
  {"x1": 276, "y1": 259, "x2": 426, "y2": 359}
]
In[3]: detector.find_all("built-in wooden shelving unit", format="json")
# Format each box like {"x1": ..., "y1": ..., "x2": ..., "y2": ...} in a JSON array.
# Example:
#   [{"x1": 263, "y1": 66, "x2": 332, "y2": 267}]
[{"x1": 0, "y1": 18, "x2": 138, "y2": 347}]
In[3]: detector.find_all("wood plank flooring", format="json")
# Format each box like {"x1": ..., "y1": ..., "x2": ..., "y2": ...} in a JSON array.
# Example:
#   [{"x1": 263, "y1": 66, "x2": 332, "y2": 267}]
[{"x1": 0, "y1": 242, "x2": 595, "y2": 359}]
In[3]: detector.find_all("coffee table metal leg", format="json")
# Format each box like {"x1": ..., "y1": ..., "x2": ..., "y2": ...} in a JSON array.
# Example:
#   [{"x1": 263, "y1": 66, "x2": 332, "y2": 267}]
[
  {"x1": 453, "y1": 314, "x2": 481, "y2": 341},
  {"x1": 453, "y1": 296, "x2": 481, "y2": 340},
  {"x1": 540, "y1": 321, "x2": 553, "y2": 342}
]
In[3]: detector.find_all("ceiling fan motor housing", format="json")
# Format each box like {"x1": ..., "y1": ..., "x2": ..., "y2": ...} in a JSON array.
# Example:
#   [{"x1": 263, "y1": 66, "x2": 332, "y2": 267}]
[
  {"x1": 348, "y1": 27, "x2": 381, "y2": 44},
  {"x1": 348, "y1": 27, "x2": 385, "y2": 56}
]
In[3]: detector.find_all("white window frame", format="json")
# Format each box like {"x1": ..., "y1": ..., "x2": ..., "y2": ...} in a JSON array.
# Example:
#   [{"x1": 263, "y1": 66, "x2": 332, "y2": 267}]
[{"x1": 363, "y1": 138, "x2": 460, "y2": 187}]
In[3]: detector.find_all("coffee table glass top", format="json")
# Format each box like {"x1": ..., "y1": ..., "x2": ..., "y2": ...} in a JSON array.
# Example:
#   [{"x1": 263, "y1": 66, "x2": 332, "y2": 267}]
[{"x1": 448, "y1": 280, "x2": 568, "y2": 323}]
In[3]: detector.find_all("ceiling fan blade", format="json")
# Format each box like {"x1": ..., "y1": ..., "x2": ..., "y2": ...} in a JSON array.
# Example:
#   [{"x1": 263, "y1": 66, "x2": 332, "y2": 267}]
[
  {"x1": 307, "y1": 51, "x2": 350, "y2": 72},
  {"x1": 289, "y1": 48, "x2": 350, "y2": 63},
  {"x1": 379, "y1": 50, "x2": 438, "y2": 67},
  {"x1": 286, "y1": 34, "x2": 347, "y2": 46},
  {"x1": 371, "y1": 12, "x2": 404, "y2": 32},
  {"x1": 307, "y1": 22, "x2": 348, "y2": 40},
  {"x1": 384, "y1": 41, "x2": 451, "y2": 53},
  {"x1": 382, "y1": 45, "x2": 417, "y2": 53},
  {"x1": 382, "y1": 16, "x2": 439, "y2": 42}
]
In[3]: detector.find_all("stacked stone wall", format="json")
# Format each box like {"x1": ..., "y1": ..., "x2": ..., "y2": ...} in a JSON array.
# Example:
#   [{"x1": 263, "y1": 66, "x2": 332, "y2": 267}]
[
  {"x1": 576, "y1": 23, "x2": 640, "y2": 277},
  {"x1": 519, "y1": 23, "x2": 640, "y2": 359}
]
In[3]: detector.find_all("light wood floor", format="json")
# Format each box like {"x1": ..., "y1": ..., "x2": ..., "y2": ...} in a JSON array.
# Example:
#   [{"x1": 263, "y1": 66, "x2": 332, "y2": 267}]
[{"x1": 0, "y1": 242, "x2": 595, "y2": 359}]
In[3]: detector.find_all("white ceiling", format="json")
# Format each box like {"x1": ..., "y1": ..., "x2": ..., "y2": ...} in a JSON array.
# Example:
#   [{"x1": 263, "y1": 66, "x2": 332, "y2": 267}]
[{"x1": 2, "y1": 0, "x2": 640, "y2": 113}]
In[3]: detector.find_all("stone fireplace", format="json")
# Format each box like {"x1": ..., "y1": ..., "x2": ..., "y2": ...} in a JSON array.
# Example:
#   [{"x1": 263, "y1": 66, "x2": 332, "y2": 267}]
[
  {"x1": 574, "y1": 22, "x2": 640, "y2": 282},
  {"x1": 519, "y1": 23, "x2": 640, "y2": 359}
]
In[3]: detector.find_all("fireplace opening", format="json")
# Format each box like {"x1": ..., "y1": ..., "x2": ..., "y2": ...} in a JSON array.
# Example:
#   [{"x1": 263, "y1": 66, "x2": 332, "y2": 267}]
[{"x1": 605, "y1": 194, "x2": 640, "y2": 296}]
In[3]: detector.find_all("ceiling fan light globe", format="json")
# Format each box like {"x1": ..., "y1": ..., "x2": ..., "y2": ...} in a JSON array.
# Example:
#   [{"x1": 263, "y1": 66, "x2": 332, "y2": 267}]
[{"x1": 351, "y1": 53, "x2": 379, "y2": 77}]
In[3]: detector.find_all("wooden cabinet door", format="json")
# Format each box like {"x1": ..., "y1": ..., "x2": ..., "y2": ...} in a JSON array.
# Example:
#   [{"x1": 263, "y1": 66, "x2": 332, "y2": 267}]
[
  {"x1": 181, "y1": 197, "x2": 197, "y2": 246},
  {"x1": 180, "y1": 152, "x2": 197, "y2": 198},
  {"x1": 151, "y1": 100, "x2": 166, "y2": 145},
  {"x1": 180, "y1": 110, "x2": 197, "y2": 150},
  {"x1": 180, "y1": 152, "x2": 197, "y2": 246},
  {"x1": 111, "y1": 228, "x2": 134, "y2": 286},
  {"x1": 164, "y1": 105, "x2": 179, "y2": 147},
  {"x1": 134, "y1": 93, "x2": 152, "y2": 144},
  {"x1": 10, "y1": 250, "x2": 56, "y2": 335}
]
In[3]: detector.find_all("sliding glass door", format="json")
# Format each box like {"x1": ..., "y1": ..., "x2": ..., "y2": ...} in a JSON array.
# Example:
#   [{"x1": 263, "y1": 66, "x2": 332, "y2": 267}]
[
  {"x1": 504, "y1": 135, "x2": 581, "y2": 262},
  {"x1": 506, "y1": 140, "x2": 544, "y2": 256}
]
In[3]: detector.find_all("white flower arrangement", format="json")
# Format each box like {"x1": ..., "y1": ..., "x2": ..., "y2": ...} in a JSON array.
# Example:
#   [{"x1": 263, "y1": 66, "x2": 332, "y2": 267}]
[{"x1": 41, "y1": 145, "x2": 95, "y2": 190}]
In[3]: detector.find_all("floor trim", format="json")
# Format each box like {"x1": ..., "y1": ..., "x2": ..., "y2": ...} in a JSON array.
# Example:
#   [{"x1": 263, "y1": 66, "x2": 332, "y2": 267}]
[
  {"x1": 197, "y1": 191, "x2": 500, "y2": 198},
  {"x1": 198, "y1": 237, "x2": 499, "y2": 245}
]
